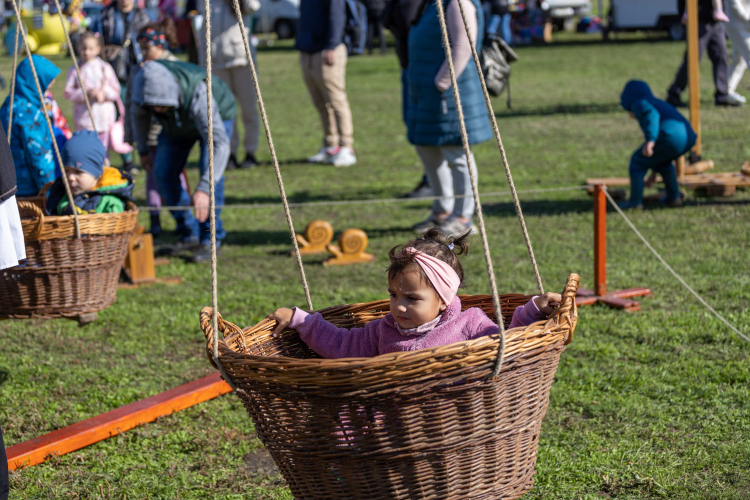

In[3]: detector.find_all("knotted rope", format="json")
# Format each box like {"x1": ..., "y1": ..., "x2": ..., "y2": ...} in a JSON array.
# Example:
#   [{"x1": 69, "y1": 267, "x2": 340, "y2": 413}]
[
  {"x1": 52, "y1": 0, "x2": 99, "y2": 133},
  {"x1": 434, "y1": 0, "x2": 508, "y2": 377},
  {"x1": 453, "y1": 0, "x2": 544, "y2": 296},
  {"x1": 204, "y1": 0, "x2": 240, "y2": 392},
  {"x1": 207, "y1": 0, "x2": 315, "y2": 385},
  {"x1": 229, "y1": 0, "x2": 313, "y2": 312},
  {"x1": 7, "y1": 22, "x2": 20, "y2": 143},
  {"x1": 206, "y1": 0, "x2": 545, "y2": 381},
  {"x1": 9, "y1": 0, "x2": 80, "y2": 238}
]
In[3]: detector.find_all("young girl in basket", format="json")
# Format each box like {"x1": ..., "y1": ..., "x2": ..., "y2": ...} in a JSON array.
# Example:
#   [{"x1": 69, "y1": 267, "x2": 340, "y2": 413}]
[
  {"x1": 269, "y1": 229, "x2": 562, "y2": 358},
  {"x1": 63, "y1": 31, "x2": 122, "y2": 155}
]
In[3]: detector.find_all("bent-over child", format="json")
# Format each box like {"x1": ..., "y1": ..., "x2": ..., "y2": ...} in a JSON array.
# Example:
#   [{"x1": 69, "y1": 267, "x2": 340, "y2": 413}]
[
  {"x1": 127, "y1": 23, "x2": 187, "y2": 237},
  {"x1": 63, "y1": 31, "x2": 121, "y2": 153},
  {"x1": 268, "y1": 229, "x2": 561, "y2": 359},
  {"x1": 619, "y1": 80, "x2": 697, "y2": 210},
  {"x1": 45, "y1": 130, "x2": 133, "y2": 215}
]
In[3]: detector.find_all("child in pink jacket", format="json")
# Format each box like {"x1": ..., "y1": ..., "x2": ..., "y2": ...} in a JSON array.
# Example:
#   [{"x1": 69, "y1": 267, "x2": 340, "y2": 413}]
[
  {"x1": 269, "y1": 229, "x2": 561, "y2": 359},
  {"x1": 63, "y1": 31, "x2": 121, "y2": 154}
]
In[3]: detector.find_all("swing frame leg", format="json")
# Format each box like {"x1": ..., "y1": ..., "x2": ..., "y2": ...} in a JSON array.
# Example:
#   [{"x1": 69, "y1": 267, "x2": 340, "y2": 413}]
[{"x1": 575, "y1": 184, "x2": 652, "y2": 312}]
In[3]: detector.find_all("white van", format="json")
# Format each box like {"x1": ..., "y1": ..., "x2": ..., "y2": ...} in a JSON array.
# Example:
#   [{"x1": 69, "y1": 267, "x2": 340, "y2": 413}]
[
  {"x1": 546, "y1": 0, "x2": 592, "y2": 22},
  {"x1": 253, "y1": 0, "x2": 300, "y2": 39},
  {"x1": 607, "y1": 0, "x2": 683, "y2": 40}
]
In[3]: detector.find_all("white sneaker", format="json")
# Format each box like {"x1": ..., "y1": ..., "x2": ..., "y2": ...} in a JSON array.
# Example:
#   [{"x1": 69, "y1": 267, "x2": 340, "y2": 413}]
[
  {"x1": 308, "y1": 147, "x2": 338, "y2": 163},
  {"x1": 331, "y1": 147, "x2": 356, "y2": 168},
  {"x1": 729, "y1": 91, "x2": 747, "y2": 104}
]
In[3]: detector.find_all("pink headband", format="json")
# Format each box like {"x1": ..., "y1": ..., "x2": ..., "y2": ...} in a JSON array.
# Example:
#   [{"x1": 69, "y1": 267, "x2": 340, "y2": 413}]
[{"x1": 403, "y1": 247, "x2": 460, "y2": 306}]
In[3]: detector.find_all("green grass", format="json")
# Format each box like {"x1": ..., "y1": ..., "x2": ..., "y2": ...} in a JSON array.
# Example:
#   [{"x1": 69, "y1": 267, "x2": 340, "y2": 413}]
[{"x1": 2, "y1": 34, "x2": 750, "y2": 499}]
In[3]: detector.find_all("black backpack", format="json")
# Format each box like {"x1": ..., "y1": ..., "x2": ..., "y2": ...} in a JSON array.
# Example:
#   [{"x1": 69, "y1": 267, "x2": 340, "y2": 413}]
[
  {"x1": 480, "y1": 34, "x2": 518, "y2": 101},
  {"x1": 344, "y1": 0, "x2": 368, "y2": 56}
]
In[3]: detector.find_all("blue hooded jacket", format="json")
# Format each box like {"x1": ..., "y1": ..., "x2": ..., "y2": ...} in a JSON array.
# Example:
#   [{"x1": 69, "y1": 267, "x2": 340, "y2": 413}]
[
  {"x1": 620, "y1": 80, "x2": 696, "y2": 145},
  {"x1": 0, "y1": 56, "x2": 61, "y2": 197}
]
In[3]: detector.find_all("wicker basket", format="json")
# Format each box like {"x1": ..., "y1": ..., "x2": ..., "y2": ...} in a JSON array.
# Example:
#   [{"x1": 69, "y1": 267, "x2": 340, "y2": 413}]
[
  {"x1": 0, "y1": 200, "x2": 139, "y2": 319},
  {"x1": 201, "y1": 273, "x2": 579, "y2": 500}
]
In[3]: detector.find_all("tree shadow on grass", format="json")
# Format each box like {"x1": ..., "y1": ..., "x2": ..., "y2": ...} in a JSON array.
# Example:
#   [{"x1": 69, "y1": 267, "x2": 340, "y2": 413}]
[
  {"x1": 483, "y1": 197, "x2": 594, "y2": 217},
  {"x1": 0, "y1": 368, "x2": 8, "y2": 385},
  {"x1": 538, "y1": 35, "x2": 673, "y2": 48},
  {"x1": 224, "y1": 229, "x2": 293, "y2": 246},
  {"x1": 256, "y1": 157, "x2": 312, "y2": 167},
  {"x1": 496, "y1": 102, "x2": 622, "y2": 119},
  {"x1": 222, "y1": 191, "x2": 429, "y2": 207}
]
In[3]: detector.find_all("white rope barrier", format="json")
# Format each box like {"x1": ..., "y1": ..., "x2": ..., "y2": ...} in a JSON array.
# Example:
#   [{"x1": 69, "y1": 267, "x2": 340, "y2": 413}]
[
  {"x1": 602, "y1": 188, "x2": 750, "y2": 344},
  {"x1": 135, "y1": 185, "x2": 591, "y2": 212}
]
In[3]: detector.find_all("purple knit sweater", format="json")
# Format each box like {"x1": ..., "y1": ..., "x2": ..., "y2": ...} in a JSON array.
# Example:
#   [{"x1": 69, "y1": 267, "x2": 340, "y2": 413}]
[{"x1": 289, "y1": 296, "x2": 545, "y2": 359}]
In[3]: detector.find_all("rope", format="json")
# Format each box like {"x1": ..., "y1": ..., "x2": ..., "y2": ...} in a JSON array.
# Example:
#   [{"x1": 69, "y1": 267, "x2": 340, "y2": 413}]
[
  {"x1": 434, "y1": 0, "x2": 506, "y2": 377},
  {"x1": 454, "y1": 0, "x2": 543, "y2": 295},
  {"x1": 135, "y1": 184, "x2": 590, "y2": 212},
  {"x1": 7, "y1": 22, "x2": 20, "y2": 143},
  {"x1": 52, "y1": 0, "x2": 98, "y2": 133},
  {"x1": 9, "y1": 0, "x2": 80, "y2": 238},
  {"x1": 203, "y1": 0, "x2": 241, "y2": 393},
  {"x1": 603, "y1": 188, "x2": 750, "y2": 344},
  {"x1": 230, "y1": 0, "x2": 313, "y2": 311}
]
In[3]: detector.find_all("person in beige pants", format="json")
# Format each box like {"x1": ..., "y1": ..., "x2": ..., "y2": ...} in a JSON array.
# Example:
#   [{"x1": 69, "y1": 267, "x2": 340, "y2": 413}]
[
  {"x1": 300, "y1": 43, "x2": 355, "y2": 166},
  {"x1": 296, "y1": 0, "x2": 356, "y2": 167},
  {"x1": 199, "y1": 0, "x2": 261, "y2": 168}
]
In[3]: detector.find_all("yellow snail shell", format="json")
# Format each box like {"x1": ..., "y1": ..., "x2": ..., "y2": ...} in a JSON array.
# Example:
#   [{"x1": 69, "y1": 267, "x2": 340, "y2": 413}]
[
  {"x1": 304, "y1": 220, "x2": 334, "y2": 246},
  {"x1": 338, "y1": 229, "x2": 368, "y2": 255}
]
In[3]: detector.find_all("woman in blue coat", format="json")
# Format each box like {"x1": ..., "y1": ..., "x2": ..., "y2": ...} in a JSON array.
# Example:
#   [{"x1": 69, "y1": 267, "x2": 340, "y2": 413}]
[
  {"x1": 407, "y1": 0, "x2": 493, "y2": 237},
  {"x1": 0, "y1": 56, "x2": 61, "y2": 197}
]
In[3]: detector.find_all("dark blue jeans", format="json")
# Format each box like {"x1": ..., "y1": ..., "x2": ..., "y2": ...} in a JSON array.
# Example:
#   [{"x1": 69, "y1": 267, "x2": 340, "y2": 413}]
[
  {"x1": 154, "y1": 119, "x2": 233, "y2": 246},
  {"x1": 487, "y1": 13, "x2": 512, "y2": 44},
  {"x1": 627, "y1": 120, "x2": 696, "y2": 206}
]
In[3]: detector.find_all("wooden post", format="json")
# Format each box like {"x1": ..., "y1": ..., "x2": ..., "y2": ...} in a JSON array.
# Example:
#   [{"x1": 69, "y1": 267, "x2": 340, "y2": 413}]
[
  {"x1": 594, "y1": 184, "x2": 606, "y2": 297},
  {"x1": 675, "y1": 155, "x2": 686, "y2": 179},
  {"x1": 686, "y1": 0, "x2": 701, "y2": 156}
]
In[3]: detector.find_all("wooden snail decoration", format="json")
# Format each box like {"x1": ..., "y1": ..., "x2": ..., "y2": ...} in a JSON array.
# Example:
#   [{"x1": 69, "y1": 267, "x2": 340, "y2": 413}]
[
  {"x1": 294, "y1": 220, "x2": 334, "y2": 255},
  {"x1": 324, "y1": 228, "x2": 376, "y2": 267}
]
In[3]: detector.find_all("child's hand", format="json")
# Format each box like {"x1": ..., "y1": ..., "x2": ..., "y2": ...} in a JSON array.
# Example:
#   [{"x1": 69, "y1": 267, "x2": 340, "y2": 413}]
[
  {"x1": 534, "y1": 292, "x2": 562, "y2": 314},
  {"x1": 86, "y1": 88, "x2": 105, "y2": 103},
  {"x1": 642, "y1": 141, "x2": 655, "y2": 158},
  {"x1": 267, "y1": 307, "x2": 294, "y2": 337}
]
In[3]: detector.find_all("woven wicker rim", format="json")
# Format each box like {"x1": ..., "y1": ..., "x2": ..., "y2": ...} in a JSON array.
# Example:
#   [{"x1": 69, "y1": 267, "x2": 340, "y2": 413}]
[
  {"x1": 18, "y1": 200, "x2": 139, "y2": 241},
  {"x1": 201, "y1": 273, "x2": 579, "y2": 387}
]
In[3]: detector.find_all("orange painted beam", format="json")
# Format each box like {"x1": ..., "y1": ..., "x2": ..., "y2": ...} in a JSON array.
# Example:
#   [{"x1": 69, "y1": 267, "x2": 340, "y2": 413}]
[
  {"x1": 593, "y1": 184, "x2": 607, "y2": 297},
  {"x1": 7, "y1": 373, "x2": 231, "y2": 471}
]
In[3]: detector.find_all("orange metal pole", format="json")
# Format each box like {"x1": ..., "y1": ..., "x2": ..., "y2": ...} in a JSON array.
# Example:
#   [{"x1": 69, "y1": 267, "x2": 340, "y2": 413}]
[{"x1": 594, "y1": 185, "x2": 606, "y2": 296}]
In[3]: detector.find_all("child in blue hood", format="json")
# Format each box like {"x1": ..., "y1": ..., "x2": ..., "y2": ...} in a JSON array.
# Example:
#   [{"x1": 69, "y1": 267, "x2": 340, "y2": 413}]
[
  {"x1": 0, "y1": 56, "x2": 61, "y2": 198},
  {"x1": 620, "y1": 80, "x2": 697, "y2": 209}
]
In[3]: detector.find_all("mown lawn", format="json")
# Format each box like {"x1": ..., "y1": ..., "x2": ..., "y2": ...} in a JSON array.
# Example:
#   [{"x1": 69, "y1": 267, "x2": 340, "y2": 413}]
[{"x1": 1, "y1": 32, "x2": 749, "y2": 499}]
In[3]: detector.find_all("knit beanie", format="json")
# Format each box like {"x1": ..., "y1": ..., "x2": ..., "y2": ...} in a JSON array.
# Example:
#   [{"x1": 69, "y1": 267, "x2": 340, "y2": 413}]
[
  {"x1": 138, "y1": 28, "x2": 169, "y2": 49},
  {"x1": 62, "y1": 130, "x2": 106, "y2": 178}
]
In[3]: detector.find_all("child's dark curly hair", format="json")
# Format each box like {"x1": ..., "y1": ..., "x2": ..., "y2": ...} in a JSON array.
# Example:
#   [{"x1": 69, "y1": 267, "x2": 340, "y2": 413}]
[{"x1": 387, "y1": 228, "x2": 471, "y2": 289}]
